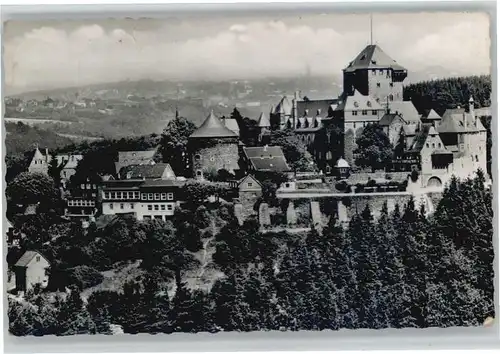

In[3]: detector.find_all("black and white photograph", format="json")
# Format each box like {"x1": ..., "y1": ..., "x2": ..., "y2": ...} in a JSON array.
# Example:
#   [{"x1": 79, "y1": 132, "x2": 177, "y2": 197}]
[{"x1": 2, "y1": 4, "x2": 495, "y2": 338}]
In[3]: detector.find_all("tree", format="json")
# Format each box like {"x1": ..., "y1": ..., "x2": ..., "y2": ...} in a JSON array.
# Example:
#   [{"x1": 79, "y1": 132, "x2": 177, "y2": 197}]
[
  {"x1": 48, "y1": 152, "x2": 62, "y2": 188},
  {"x1": 57, "y1": 285, "x2": 97, "y2": 335},
  {"x1": 6, "y1": 172, "x2": 62, "y2": 215},
  {"x1": 354, "y1": 123, "x2": 393, "y2": 171},
  {"x1": 268, "y1": 129, "x2": 316, "y2": 172},
  {"x1": 160, "y1": 115, "x2": 196, "y2": 176}
]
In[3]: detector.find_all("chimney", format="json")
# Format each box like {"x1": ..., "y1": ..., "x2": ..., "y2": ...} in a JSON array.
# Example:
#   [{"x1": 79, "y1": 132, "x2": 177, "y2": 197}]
[
  {"x1": 263, "y1": 145, "x2": 268, "y2": 152},
  {"x1": 317, "y1": 109, "x2": 321, "y2": 116},
  {"x1": 469, "y1": 95, "x2": 475, "y2": 123}
]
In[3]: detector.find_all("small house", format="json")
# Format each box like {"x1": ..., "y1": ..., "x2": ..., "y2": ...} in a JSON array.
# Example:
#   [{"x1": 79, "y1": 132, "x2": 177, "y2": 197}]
[{"x1": 14, "y1": 250, "x2": 50, "y2": 292}]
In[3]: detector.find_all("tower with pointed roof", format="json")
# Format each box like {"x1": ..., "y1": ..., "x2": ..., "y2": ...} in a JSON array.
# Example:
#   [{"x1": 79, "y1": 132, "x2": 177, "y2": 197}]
[
  {"x1": 28, "y1": 147, "x2": 51, "y2": 175},
  {"x1": 257, "y1": 112, "x2": 271, "y2": 143},
  {"x1": 188, "y1": 110, "x2": 240, "y2": 180},
  {"x1": 343, "y1": 44, "x2": 408, "y2": 106}
]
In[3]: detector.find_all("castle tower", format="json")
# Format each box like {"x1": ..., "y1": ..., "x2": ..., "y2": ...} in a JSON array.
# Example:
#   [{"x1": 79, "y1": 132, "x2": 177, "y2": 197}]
[
  {"x1": 343, "y1": 44, "x2": 408, "y2": 106},
  {"x1": 188, "y1": 110, "x2": 240, "y2": 180},
  {"x1": 257, "y1": 112, "x2": 271, "y2": 144}
]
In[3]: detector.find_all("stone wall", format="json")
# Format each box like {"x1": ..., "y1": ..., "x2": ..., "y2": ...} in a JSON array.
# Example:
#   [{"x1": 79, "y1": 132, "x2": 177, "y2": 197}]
[{"x1": 191, "y1": 141, "x2": 239, "y2": 179}]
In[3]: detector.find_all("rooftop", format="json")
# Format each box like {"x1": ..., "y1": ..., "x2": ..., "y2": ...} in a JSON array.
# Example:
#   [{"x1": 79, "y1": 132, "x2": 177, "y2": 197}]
[
  {"x1": 344, "y1": 44, "x2": 406, "y2": 72},
  {"x1": 190, "y1": 111, "x2": 238, "y2": 139},
  {"x1": 119, "y1": 163, "x2": 175, "y2": 180}
]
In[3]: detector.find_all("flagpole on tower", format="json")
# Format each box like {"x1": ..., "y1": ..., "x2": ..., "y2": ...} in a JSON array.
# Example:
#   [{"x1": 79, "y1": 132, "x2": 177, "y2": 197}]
[{"x1": 370, "y1": 13, "x2": 373, "y2": 45}]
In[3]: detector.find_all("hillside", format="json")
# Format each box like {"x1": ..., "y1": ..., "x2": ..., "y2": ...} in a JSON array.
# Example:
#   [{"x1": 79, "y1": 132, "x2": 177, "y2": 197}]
[{"x1": 403, "y1": 75, "x2": 491, "y2": 114}]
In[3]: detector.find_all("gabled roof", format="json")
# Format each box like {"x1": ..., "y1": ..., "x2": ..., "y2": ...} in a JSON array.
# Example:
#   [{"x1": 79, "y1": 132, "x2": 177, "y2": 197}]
[
  {"x1": 337, "y1": 90, "x2": 384, "y2": 112},
  {"x1": 387, "y1": 101, "x2": 420, "y2": 123},
  {"x1": 190, "y1": 111, "x2": 238, "y2": 139},
  {"x1": 409, "y1": 126, "x2": 430, "y2": 153},
  {"x1": 437, "y1": 108, "x2": 486, "y2": 133},
  {"x1": 296, "y1": 99, "x2": 337, "y2": 119},
  {"x1": 238, "y1": 174, "x2": 262, "y2": 189},
  {"x1": 222, "y1": 118, "x2": 240, "y2": 135},
  {"x1": 15, "y1": 250, "x2": 49, "y2": 267},
  {"x1": 243, "y1": 146, "x2": 291, "y2": 172},
  {"x1": 116, "y1": 149, "x2": 157, "y2": 174},
  {"x1": 422, "y1": 109, "x2": 441, "y2": 120},
  {"x1": 243, "y1": 146, "x2": 286, "y2": 159},
  {"x1": 379, "y1": 113, "x2": 405, "y2": 127},
  {"x1": 344, "y1": 44, "x2": 406, "y2": 72},
  {"x1": 119, "y1": 163, "x2": 175, "y2": 180},
  {"x1": 61, "y1": 155, "x2": 84, "y2": 169},
  {"x1": 257, "y1": 112, "x2": 271, "y2": 128},
  {"x1": 273, "y1": 96, "x2": 293, "y2": 115}
]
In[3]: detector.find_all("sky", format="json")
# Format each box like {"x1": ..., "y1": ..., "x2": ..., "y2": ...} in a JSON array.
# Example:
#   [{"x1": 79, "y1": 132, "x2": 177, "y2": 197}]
[{"x1": 3, "y1": 11, "x2": 491, "y2": 95}]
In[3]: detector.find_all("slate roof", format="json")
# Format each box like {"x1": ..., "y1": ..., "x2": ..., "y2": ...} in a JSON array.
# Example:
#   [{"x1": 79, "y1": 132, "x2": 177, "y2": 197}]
[
  {"x1": 273, "y1": 96, "x2": 293, "y2": 115},
  {"x1": 15, "y1": 250, "x2": 48, "y2": 267},
  {"x1": 422, "y1": 109, "x2": 441, "y2": 120},
  {"x1": 336, "y1": 90, "x2": 384, "y2": 112},
  {"x1": 409, "y1": 125, "x2": 431, "y2": 152},
  {"x1": 248, "y1": 157, "x2": 291, "y2": 172},
  {"x1": 437, "y1": 108, "x2": 487, "y2": 133},
  {"x1": 222, "y1": 118, "x2": 240, "y2": 135},
  {"x1": 379, "y1": 113, "x2": 404, "y2": 126},
  {"x1": 190, "y1": 111, "x2": 238, "y2": 139},
  {"x1": 387, "y1": 101, "x2": 421, "y2": 123},
  {"x1": 243, "y1": 146, "x2": 291, "y2": 172},
  {"x1": 344, "y1": 44, "x2": 406, "y2": 72},
  {"x1": 119, "y1": 163, "x2": 175, "y2": 180},
  {"x1": 296, "y1": 99, "x2": 337, "y2": 119},
  {"x1": 257, "y1": 112, "x2": 271, "y2": 128}
]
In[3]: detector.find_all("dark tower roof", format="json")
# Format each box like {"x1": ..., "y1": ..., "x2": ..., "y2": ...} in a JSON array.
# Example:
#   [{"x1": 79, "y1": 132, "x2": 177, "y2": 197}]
[
  {"x1": 190, "y1": 110, "x2": 238, "y2": 139},
  {"x1": 344, "y1": 44, "x2": 406, "y2": 72}
]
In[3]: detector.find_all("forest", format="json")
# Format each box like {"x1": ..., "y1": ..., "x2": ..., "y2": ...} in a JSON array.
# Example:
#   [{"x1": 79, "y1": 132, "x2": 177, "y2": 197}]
[
  {"x1": 8, "y1": 170, "x2": 494, "y2": 335},
  {"x1": 403, "y1": 75, "x2": 491, "y2": 114}
]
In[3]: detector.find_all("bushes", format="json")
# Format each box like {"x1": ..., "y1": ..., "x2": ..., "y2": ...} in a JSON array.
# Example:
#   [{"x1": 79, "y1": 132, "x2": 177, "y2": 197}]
[{"x1": 67, "y1": 265, "x2": 104, "y2": 290}]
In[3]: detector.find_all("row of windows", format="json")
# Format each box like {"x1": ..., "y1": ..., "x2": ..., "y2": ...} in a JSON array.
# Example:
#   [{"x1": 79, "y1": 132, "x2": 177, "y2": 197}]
[
  {"x1": 104, "y1": 191, "x2": 140, "y2": 200},
  {"x1": 108, "y1": 203, "x2": 173, "y2": 211},
  {"x1": 68, "y1": 200, "x2": 95, "y2": 207},
  {"x1": 375, "y1": 82, "x2": 394, "y2": 88},
  {"x1": 352, "y1": 110, "x2": 378, "y2": 116},
  {"x1": 143, "y1": 215, "x2": 167, "y2": 221},
  {"x1": 371, "y1": 69, "x2": 391, "y2": 76},
  {"x1": 426, "y1": 142, "x2": 442, "y2": 149},
  {"x1": 147, "y1": 204, "x2": 173, "y2": 211},
  {"x1": 80, "y1": 184, "x2": 97, "y2": 190}
]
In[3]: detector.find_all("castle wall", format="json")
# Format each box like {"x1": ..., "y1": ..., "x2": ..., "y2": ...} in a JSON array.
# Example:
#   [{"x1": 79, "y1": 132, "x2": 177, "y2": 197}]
[
  {"x1": 191, "y1": 141, "x2": 239, "y2": 179},
  {"x1": 366, "y1": 69, "x2": 404, "y2": 104}
]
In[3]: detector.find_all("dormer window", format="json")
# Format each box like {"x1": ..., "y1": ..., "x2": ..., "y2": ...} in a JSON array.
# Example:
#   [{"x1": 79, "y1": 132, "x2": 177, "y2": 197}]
[{"x1": 367, "y1": 101, "x2": 372, "y2": 107}]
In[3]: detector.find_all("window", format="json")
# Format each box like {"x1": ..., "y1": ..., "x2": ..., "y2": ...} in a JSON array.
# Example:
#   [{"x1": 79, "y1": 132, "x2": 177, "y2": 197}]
[
  {"x1": 353, "y1": 101, "x2": 359, "y2": 108},
  {"x1": 167, "y1": 193, "x2": 174, "y2": 200},
  {"x1": 195, "y1": 154, "x2": 201, "y2": 161},
  {"x1": 154, "y1": 205, "x2": 159, "y2": 211},
  {"x1": 389, "y1": 94, "x2": 394, "y2": 101},
  {"x1": 63, "y1": 171, "x2": 67, "y2": 177},
  {"x1": 104, "y1": 192, "x2": 110, "y2": 199},
  {"x1": 372, "y1": 70, "x2": 377, "y2": 75},
  {"x1": 81, "y1": 184, "x2": 85, "y2": 189},
  {"x1": 86, "y1": 184, "x2": 91, "y2": 189},
  {"x1": 148, "y1": 205, "x2": 153, "y2": 211},
  {"x1": 36, "y1": 256, "x2": 40, "y2": 262},
  {"x1": 426, "y1": 143, "x2": 430, "y2": 148},
  {"x1": 130, "y1": 203, "x2": 134, "y2": 209},
  {"x1": 285, "y1": 183, "x2": 290, "y2": 188},
  {"x1": 160, "y1": 193, "x2": 166, "y2": 200},
  {"x1": 362, "y1": 110, "x2": 367, "y2": 115},
  {"x1": 109, "y1": 203, "x2": 114, "y2": 210},
  {"x1": 141, "y1": 193, "x2": 147, "y2": 200},
  {"x1": 143, "y1": 215, "x2": 151, "y2": 220},
  {"x1": 161, "y1": 205, "x2": 166, "y2": 211},
  {"x1": 135, "y1": 192, "x2": 140, "y2": 199},
  {"x1": 390, "y1": 83, "x2": 394, "y2": 87},
  {"x1": 352, "y1": 111, "x2": 358, "y2": 116},
  {"x1": 148, "y1": 193, "x2": 153, "y2": 200},
  {"x1": 196, "y1": 170, "x2": 202, "y2": 177},
  {"x1": 248, "y1": 182, "x2": 253, "y2": 187},
  {"x1": 210, "y1": 157, "x2": 215, "y2": 162},
  {"x1": 154, "y1": 193, "x2": 160, "y2": 200},
  {"x1": 120, "y1": 203, "x2": 124, "y2": 210},
  {"x1": 376, "y1": 83, "x2": 381, "y2": 88},
  {"x1": 432, "y1": 143, "x2": 435, "y2": 148},
  {"x1": 353, "y1": 122, "x2": 357, "y2": 128},
  {"x1": 167, "y1": 204, "x2": 173, "y2": 211},
  {"x1": 438, "y1": 143, "x2": 442, "y2": 148},
  {"x1": 379, "y1": 69, "x2": 384, "y2": 75},
  {"x1": 110, "y1": 192, "x2": 116, "y2": 199},
  {"x1": 476, "y1": 155, "x2": 479, "y2": 162},
  {"x1": 372, "y1": 110, "x2": 377, "y2": 115}
]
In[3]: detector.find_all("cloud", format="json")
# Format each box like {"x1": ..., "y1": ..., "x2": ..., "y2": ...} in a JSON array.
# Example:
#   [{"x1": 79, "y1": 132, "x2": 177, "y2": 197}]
[{"x1": 3, "y1": 16, "x2": 490, "y2": 94}]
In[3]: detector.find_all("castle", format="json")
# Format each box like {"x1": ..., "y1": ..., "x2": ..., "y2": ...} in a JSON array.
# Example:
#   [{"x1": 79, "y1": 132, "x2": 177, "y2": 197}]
[{"x1": 268, "y1": 43, "x2": 488, "y2": 189}]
